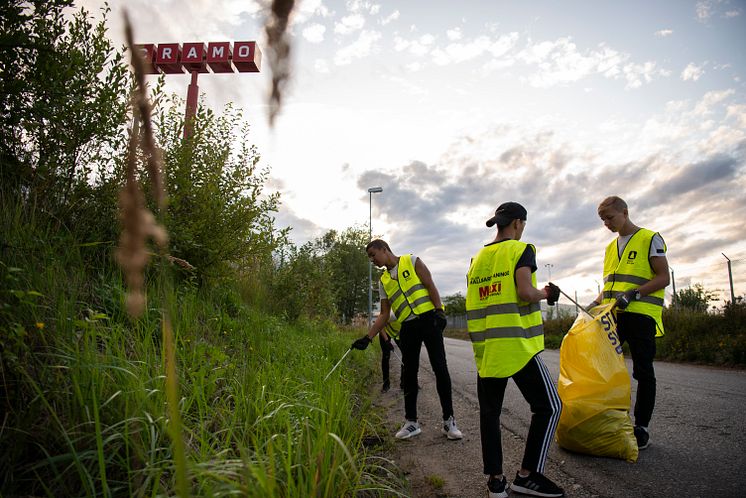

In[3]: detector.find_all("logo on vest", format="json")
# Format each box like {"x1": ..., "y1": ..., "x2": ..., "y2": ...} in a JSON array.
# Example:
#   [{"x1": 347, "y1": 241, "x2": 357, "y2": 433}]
[
  {"x1": 402, "y1": 269, "x2": 411, "y2": 279},
  {"x1": 478, "y1": 282, "x2": 502, "y2": 300},
  {"x1": 627, "y1": 250, "x2": 638, "y2": 264}
]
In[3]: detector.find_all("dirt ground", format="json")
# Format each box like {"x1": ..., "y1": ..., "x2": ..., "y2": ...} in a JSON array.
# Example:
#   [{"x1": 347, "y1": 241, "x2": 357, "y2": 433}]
[{"x1": 372, "y1": 356, "x2": 594, "y2": 498}]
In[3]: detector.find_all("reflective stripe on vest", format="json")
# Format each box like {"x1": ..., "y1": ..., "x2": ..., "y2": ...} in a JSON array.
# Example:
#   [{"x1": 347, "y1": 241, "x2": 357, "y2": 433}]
[
  {"x1": 602, "y1": 228, "x2": 666, "y2": 336},
  {"x1": 381, "y1": 254, "x2": 435, "y2": 323},
  {"x1": 466, "y1": 240, "x2": 544, "y2": 378},
  {"x1": 384, "y1": 320, "x2": 401, "y2": 340}
]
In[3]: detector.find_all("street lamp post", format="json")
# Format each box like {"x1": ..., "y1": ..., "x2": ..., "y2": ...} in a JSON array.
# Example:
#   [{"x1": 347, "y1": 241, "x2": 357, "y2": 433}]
[
  {"x1": 545, "y1": 263, "x2": 554, "y2": 282},
  {"x1": 368, "y1": 187, "x2": 383, "y2": 328}
]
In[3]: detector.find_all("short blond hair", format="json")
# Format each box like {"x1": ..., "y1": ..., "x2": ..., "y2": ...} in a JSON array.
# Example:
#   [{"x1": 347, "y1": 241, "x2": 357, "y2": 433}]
[{"x1": 598, "y1": 196, "x2": 627, "y2": 212}]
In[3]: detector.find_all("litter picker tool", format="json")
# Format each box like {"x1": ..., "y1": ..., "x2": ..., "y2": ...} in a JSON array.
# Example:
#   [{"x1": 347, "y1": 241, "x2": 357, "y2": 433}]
[
  {"x1": 557, "y1": 288, "x2": 596, "y2": 319},
  {"x1": 324, "y1": 347, "x2": 352, "y2": 381},
  {"x1": 392, "y1": 347, "x2": 404, "y2": 366}
]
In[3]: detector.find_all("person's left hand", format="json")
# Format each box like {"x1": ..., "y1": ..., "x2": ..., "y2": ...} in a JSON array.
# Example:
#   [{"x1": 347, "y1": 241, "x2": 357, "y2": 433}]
[
  {"x1": 434, "y1": 308, "x2": 447, "y2": 331},
  {"x1": 615, "y1": 289, "x2": 639, "y2": 310}
]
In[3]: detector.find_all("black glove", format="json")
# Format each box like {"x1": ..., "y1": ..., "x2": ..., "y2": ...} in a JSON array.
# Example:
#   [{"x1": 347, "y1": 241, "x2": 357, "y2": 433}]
[
  {"x1": 615, "y1": 289, "x2": 639, "y2": 310},
  {"x1": 586, "y1": 300, "x2": 600, "y2": 312},
  {"x1": 351, "y1": 335, "x2": 372, "y2": 350},
  {"x1": 434, "y1": 308, "x2": 447, "y2": 331},
  {"x1": 383, "y1": 338, "x2": 395, "y2": 351},
  {"x1": 544, "y1": 282, "x2": 560, "y2": 306}
]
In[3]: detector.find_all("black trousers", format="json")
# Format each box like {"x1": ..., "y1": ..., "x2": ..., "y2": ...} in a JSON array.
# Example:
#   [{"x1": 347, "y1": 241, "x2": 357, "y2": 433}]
[
  {"x1": 398, "y1": 311, "x2": 454, "y2": 421},
  {"x1": 617, "y1": 311, "x2": 657, "y2": 428},
  {"x1": 477, "y1": 354, "x2": 561, "y2": 475}
]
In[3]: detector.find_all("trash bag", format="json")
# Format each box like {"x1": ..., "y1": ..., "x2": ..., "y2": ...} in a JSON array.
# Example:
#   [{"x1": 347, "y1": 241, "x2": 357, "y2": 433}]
[{"x1": 556, "y1": 302, "x2": 638, "y2": 462}]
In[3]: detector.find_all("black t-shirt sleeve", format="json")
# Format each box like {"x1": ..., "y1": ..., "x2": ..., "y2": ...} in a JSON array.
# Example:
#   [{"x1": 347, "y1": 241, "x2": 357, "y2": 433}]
[{"x1": 516, "y1": 245, "x2": 537, "y2": 273}]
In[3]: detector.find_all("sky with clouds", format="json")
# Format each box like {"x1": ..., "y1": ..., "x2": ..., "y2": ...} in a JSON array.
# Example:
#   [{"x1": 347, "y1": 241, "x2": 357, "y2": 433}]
[{"x1": 83, "y1": 0, "x2": 745, "y2": 306}]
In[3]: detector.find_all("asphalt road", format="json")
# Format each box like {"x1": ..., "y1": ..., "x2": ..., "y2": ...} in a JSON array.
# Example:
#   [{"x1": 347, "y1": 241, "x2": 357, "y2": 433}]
[{"x1": 439, "y1": 337, "x2": 746, "y2": 498}]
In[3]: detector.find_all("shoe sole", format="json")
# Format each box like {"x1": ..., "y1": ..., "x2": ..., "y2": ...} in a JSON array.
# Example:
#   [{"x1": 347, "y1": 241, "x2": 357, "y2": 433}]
[
  {"x1": 395, "y1": 428, "x2": 421, "y2": 440},
  {"x1": 638, "y1": 441, "x2": 650, "y2": 450},
  {"x1": 488, "y1": 489, "x2": 508, "y2": 498},
  {"x1": 510, "y1": 484, "x2": 563, "y2": 497},
  {"x1": 442, "y1": 429, "x2": 463, "y2": 440}
]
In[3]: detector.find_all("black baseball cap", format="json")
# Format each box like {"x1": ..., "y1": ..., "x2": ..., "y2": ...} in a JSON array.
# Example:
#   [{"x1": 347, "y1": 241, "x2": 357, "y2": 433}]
[{"x1": 486, "y1": 201, "x2": 527, "y2": 227}]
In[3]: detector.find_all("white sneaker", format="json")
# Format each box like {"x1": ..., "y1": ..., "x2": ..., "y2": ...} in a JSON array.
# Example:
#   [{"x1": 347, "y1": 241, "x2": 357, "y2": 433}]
[
  {"x1": 442, "y1": 415, "x2": 463, "y2": 440},
  {"x1": 395, "y1": 420, "x2": 421, "y2": 439}
]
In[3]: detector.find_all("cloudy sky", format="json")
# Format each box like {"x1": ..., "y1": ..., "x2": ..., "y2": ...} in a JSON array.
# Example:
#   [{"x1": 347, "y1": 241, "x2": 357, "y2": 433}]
[{"x1": 84, "y1": 0, "x2": 745, "y2": 306}]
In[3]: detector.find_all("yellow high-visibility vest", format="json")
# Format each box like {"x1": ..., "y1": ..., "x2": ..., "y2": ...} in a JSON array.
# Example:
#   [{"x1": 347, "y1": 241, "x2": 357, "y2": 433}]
[
  {"x1": 384, "y1": 320, "x2": 401, "y2": 340},
  {"x1": 602, "y1": 228, "x2": 666, "y2": 337},
  {"x1": 381, "y1": 254, "x2": 435, "y2": 323},
  {"x1": 466, "y1": 240, "x2": 544, "y2": 378}
]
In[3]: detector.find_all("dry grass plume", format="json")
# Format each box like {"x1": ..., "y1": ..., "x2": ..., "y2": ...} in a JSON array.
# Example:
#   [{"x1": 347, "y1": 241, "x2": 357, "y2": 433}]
[
  {"x1": 265, "y1": 0, "x2": 296, "y2": 126},
  {"x1": 115, "y1": 13, "x2": 169, "y2": 317}
]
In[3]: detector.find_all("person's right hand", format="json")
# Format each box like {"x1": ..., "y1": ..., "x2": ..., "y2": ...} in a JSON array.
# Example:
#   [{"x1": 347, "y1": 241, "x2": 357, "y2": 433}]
[
  {"x1": 544, "y1": 282, "x2": 560, "y2": 305},
  {"x1": 434, "y1": 308, "x2": 447, "y2": 332},
  {"x1": 351, "y1": 335, "x2": 372, "y2": 350},
  {"x1": 383, "y1": 338, "x2": 395, "y2": 351}
]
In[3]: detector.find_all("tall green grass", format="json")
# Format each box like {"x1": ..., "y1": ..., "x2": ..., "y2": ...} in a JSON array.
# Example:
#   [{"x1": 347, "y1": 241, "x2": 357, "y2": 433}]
[{"x1": 0, "y1": 195, "x2": 405, "y2": 497}]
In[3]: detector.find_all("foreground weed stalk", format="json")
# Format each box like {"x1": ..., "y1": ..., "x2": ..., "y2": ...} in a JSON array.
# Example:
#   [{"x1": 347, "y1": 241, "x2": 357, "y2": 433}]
[{"x1": 120, "y1": 12, "x2": 188, "y2": 497}]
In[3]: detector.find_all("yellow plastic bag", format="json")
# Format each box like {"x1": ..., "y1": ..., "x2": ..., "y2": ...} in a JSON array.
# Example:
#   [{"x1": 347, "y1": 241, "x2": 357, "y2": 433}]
[{"x1": 556, "y1": 303, "x2": 638, "y2": 462}]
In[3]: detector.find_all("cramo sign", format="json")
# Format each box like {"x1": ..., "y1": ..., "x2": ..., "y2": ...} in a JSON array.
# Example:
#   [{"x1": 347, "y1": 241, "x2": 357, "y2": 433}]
[{"x1": 135, "y1": 41, "x2": 261, "y2": 74}]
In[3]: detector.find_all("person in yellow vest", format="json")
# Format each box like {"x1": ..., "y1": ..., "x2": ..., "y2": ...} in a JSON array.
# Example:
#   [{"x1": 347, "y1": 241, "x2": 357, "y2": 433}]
[
  {"x1": 466, "y1": 202, "x2": 564, "y2": 498},
  {"x1": 589, "y1": 195, "x2": 669, "y2": 451},
  {"x1": 351, "y1": 239, "x2": 463, "y2": 441}
]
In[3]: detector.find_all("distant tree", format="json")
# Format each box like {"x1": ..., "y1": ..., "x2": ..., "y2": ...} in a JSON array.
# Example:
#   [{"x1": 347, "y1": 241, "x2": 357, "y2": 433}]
[
  {"x1": 270, "y1": 241, "x2": 335, "y2": 321},
  {"x1": 319, "y1": 226, "x2": 370, "y2": 323},
  {"x1": 443, "y1": 292, "x2": 466, "y2": 315},
  {"x1": 674, "y1": 284, "x2": 718, "y2": 312}
]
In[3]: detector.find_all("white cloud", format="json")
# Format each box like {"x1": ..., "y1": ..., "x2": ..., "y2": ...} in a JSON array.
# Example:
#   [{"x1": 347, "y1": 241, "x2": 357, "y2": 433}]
[
  {"x1": 726, "y1": 103, "x2": 746, "y2": 128},
  {"x1": 623, "y1": 61, "x2": 659, "y2": 89},
  {"x1": 696, "y1": 1, "x2": 714, "y2": 21},
  {"x1": 333, "y1": 29, "x2": 381, "y2": 65},
  {"x1": 695, "y1": 0, "x2": 741, "y2": 21},
  {"x1": 406, "y1": 61, "x2": 423, "y2": 72},
  {"x1": 446, "y1": 27, "x2": 462, "y2": 41},
  {"x1": 302, "y1": 23, "x2": 326, "y2": 43},
  {"x1": 654, "y1": 29, "x2": 674, "y2": 37},
  {"x1": 380, "y1": 10, "x2": 399, "y2": 25},
  {"x1": 430, "y1": 33, "x2": 518, "y2": 66},
  {"x1": 682, "y1": 62, "x2": 705, "y2": 81},
  {"x1": 293, "y1": 0, "x2": 332, "y2": 24},
  {"x1": 335, "y1": 13, "x2": 365, "y2": 34},
  {"x1": 314, "y1": 58, "x2": 330, "y2": 73},
  {"x1": 345, "y1": 0, "x2": 375, "y2": 13},
  {"x1": 394, "y1": 34, "x2": 436, "y2": 57}
]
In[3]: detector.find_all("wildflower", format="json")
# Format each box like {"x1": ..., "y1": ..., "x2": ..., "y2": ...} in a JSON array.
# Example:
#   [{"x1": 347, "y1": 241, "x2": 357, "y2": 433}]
[{"x1": 35, "y1": 322, "x2": 45, "y2": 330}]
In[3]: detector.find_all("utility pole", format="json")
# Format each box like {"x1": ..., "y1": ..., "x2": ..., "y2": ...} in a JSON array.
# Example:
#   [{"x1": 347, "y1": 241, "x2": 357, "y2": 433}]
[
  {"x1": 367, "y1": 187, "x2": 383, "y2": 328},
  {"x1": 670, "y1": 268, "x2": 677, "y2": 307},
  {"x1": 544, "y1": 263, "x2": 554, "y2": 282},
  {"x1": 722, "y1": 253, "x2": 735, "y2": 306}
]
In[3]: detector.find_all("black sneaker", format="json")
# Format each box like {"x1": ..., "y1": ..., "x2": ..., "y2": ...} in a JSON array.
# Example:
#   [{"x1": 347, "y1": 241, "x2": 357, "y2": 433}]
[
  {"x1": 511, "y1": 471, "x2": 564, "y2": 497},
  {"x1": 381, "y1": 380, "x2": 390, "y2": 393},
  {"x1": 634, "y1": 426, "x2": 650, "y2": 450},
  {"x1": 487, "y1": 475, "x2": 508, "y2": 498}
]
